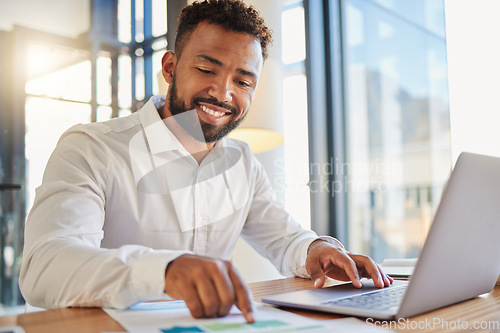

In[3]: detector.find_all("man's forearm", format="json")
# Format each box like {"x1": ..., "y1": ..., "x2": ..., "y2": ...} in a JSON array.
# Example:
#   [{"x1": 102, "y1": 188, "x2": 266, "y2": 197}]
[{"x1": 20, "y1": 239, "x2": 186, "y2": 309}]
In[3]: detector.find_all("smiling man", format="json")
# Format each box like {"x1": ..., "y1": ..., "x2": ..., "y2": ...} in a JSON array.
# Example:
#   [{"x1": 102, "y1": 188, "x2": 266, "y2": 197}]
[{"x1": 20, "y1": 0, "x2": 392, "y2": 324}]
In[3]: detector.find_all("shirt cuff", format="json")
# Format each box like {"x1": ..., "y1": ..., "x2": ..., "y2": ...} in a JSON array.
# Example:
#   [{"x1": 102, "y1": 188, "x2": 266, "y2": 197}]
[
  {"x1": 307, "y1": 235, "x2": 345, "y2": 254},
  {"x1": 292, "y1": 239, "x2": 315, "y2": 278},
  {"x1": 129, "y1": 250, "x2": 191, "y2": 303}
]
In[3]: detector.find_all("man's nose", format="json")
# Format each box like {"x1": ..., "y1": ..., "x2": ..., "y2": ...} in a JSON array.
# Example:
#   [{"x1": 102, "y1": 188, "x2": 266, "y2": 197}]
[{"x1": 208, "y1": 77, "x2": 233, "y2": 104}]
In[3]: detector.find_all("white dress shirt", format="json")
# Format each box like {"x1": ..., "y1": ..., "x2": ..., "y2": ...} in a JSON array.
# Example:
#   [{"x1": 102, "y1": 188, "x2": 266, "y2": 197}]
[{"x1": 19, "y1": 96, "x2": 338, "y2": 309}]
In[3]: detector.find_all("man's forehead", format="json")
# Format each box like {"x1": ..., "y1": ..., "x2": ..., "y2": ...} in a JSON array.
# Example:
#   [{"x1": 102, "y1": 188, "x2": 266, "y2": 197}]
[{"x1": 182, "y1": 22, "x2": 263, "y2": 69}]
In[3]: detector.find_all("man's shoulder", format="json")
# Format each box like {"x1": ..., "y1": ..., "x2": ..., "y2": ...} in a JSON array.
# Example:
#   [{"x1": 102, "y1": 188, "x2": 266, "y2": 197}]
[
  {"x1": 224, "y1": 137, "x2": 252, "y2": 153},
  {"x1": 61, "y1": 112, "x2": 141, "y2": 140},
  {"x1": 53, "y1": 113, "x2": 142, "y2": 159},
  {"x1": 88, "y1": 112, "x2": 142, "y2": 135}
]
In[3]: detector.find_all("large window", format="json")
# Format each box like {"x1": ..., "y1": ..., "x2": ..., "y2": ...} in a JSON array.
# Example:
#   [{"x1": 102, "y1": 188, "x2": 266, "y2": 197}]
[
  {"x1": 305, "y1": 0, "x2": 451, "y2": 262},
  {"x1": 342, "y1": 0, "x2": 450, "y2": 262},
  {"x1": 25, "y1": 0, "x2": 169, "y2": 217}
]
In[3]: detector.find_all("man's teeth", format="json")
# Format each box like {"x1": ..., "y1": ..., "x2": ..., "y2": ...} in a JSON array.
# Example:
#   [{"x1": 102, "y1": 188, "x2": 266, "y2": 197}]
[{"x1": 200, "y1": 105, "x2": 226, "y2": 117}]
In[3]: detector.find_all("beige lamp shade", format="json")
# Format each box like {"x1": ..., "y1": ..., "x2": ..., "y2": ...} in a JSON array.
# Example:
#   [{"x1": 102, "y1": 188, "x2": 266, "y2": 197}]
[{"x1": 227, "y1": 128, "x2": 284, "y2": 154}]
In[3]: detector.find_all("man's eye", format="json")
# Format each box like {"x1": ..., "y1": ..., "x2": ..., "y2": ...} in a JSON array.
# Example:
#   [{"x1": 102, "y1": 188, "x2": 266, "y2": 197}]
[
  {"x1": 197, "y1": 68, "x2": 213, "y2": 74},
  {"x1": 238, "y1": 80, "x2": 251, "y2": 88}
]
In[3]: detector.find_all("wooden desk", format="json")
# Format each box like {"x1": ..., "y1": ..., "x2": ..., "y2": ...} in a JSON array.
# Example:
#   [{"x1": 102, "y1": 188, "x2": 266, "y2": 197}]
[{"x1": 1, "y1": 278, "x2": 499, "y2": 332}]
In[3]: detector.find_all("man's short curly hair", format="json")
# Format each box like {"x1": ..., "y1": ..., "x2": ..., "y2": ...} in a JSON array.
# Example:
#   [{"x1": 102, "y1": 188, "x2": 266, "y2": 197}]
[{"x1": 175, "y1": 0, "x2": 273, "y2": 60}]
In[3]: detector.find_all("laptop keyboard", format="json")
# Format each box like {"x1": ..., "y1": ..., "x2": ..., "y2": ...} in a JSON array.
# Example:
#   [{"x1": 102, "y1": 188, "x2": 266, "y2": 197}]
[{"x1": 324, "y1": 285, "x2": 407, "y2": 310}]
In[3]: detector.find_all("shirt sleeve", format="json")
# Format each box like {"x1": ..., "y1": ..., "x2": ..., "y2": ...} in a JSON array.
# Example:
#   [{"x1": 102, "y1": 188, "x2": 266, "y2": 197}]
[
  {"x1": 19, "y1": 126, "x2": 189, "y2": 309},
  {"x1": 240, "y1": 154, "x2": 341, "y2": 278}
]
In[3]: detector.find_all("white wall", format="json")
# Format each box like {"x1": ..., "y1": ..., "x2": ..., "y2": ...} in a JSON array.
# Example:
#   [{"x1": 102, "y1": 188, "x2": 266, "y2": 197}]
[
  {"x1": 0, "y1": 0, "x2": 89, "y2": 36},
  {"x1": 445, "y1": 0, "x2": 500, "y2": 164}
]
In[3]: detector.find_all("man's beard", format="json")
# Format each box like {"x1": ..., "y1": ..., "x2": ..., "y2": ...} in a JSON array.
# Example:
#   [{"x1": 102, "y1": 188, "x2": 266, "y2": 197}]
[{"x1": 168, "y1": 77, "x2": 246, "y2": 143}]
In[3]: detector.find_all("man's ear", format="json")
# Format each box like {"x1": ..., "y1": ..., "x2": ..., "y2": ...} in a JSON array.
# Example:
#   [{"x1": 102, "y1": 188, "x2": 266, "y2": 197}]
[{"x1": 161, "y1": 51, "x2": 176, "y2": 85}]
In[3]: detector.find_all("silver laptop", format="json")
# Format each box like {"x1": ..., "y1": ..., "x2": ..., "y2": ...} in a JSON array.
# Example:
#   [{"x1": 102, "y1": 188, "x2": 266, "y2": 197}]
[{"x1": 263, "y1": 152, "x2": 500, "y2": 320}]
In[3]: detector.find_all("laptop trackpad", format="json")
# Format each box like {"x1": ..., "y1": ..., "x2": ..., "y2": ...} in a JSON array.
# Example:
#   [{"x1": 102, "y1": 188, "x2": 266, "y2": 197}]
[
  {"x1": 312, "y1": 280, "x2": 388, "y2": 303},
  {"x1": 266, "y1": 279, "x2": 408, "y2": 304}
]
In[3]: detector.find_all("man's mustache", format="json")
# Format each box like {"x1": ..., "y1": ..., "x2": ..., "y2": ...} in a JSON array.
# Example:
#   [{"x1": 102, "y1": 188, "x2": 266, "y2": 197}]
[{"x1": 192, "y1": 97, "x2": 238, "y2": 115}]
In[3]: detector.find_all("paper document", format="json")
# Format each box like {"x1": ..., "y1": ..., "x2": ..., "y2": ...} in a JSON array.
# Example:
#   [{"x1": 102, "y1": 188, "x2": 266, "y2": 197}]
[
  {"x1": 380, "y1": 258, "x2": 417, "y2": 278},
  {"x1": 104, "y1": 301, "x2": 393, "y2": 333}
]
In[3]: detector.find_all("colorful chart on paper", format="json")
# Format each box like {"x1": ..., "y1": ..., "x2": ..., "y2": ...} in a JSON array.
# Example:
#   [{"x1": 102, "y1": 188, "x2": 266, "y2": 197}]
[
  {"x1": 104, "y1": 301, "x2": 391, "y2": 333},
  {"x1": 160, "y1": 319, "x2": 325, "y2": 332}
]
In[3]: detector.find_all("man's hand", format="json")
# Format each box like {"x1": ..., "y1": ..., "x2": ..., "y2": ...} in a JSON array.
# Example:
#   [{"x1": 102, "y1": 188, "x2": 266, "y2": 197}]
[
  {"x1": 306, "y1": 240, "x2": 393, "y2": 289},
  {"x1": 164, "y1": 254, "x2": 254, "y2": 323}
]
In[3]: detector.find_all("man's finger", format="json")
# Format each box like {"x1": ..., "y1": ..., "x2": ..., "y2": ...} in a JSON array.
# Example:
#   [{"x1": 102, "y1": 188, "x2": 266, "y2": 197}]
[
  {"x1": 306, "y1": 257, "x2": 326, "y2": 289},
  {"x1": 357, "y1": 256, "x2": 384, "y2": 288},
  {"x1": 182, "y1": 282, "x2": 204, "y2": 319},
  {"x1": 376, "y1": 264, "x2": 393, "y2": 286},
  {"x1": 227, "y1": 264, "x2": 254, "y2": 323},
  {"x1": 195, "y1": 276, "x2": 221, "y2": 317},
  {"x1": 211, "y1": 261, "x2": 236, "y2": 317},
  {"x1": 333, "y1": 255, "x2": 362, "y2": 288}
]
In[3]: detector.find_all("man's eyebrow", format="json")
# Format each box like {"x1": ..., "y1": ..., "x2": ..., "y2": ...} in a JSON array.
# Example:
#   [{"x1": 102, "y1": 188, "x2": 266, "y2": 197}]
[
  {"x1": 195, "y1": 54, "x2": 257, "y2": 80},
  {"x1": 195, "y1": 54, "x2": 223, "y2": 67},
  {"x1": 237, "y1": 68, "x2": 257, "y2": 80}
]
